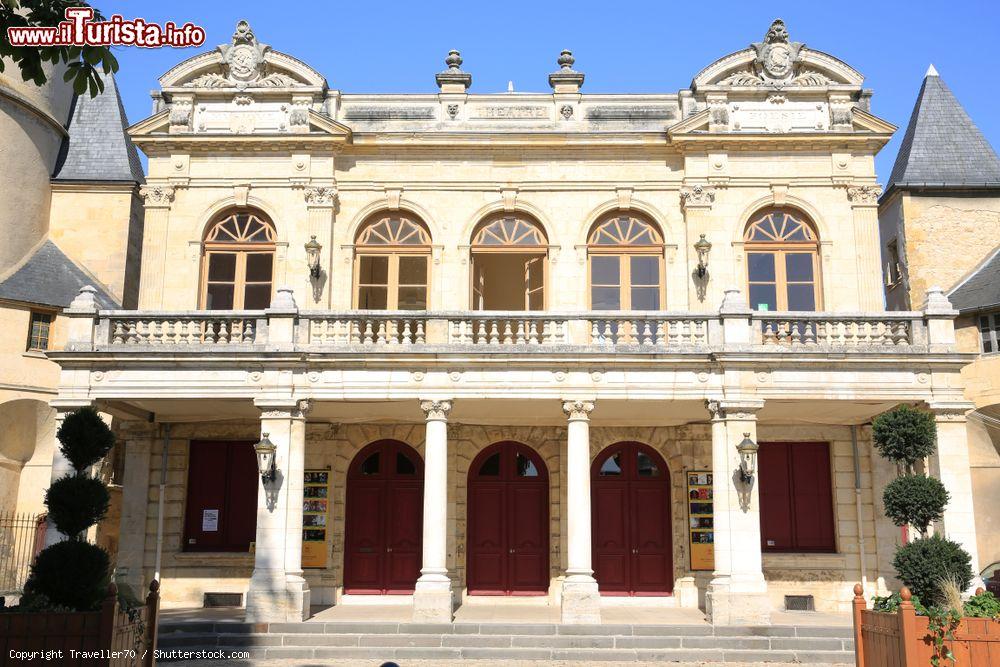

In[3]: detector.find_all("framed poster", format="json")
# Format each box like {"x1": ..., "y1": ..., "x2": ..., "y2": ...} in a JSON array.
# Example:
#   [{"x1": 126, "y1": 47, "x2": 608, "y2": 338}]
[
  {"x1": 302, "y1": 468, "x2": 330, "y2": 568},
  {"x1": 686, "y1": 470, "x2": 715, "y2": 571}
]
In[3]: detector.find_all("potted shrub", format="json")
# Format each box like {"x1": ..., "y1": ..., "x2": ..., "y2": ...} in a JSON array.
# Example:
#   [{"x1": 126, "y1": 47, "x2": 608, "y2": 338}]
[
  {"x1": 853, "y1": 405, "x2": 1000, "y2": 666},
  {"x1": 0, "y1": 408, "x2": 159, "y2": 664}
]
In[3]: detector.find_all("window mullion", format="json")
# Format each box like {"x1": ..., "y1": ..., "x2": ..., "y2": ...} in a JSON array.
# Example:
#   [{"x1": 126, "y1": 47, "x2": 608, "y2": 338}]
[
  {"x1": 234, "y1": 252, "x2": 248, "y2": 309},
  {"x1": 776, "y1": 251, "x2": 788, "y2": 311},
  {"x1": 388, "y1": 254, "x2": 400, "y2": 310},
  {"x1": 621, "y1": 253, "x2": 631, "y2": 310}
]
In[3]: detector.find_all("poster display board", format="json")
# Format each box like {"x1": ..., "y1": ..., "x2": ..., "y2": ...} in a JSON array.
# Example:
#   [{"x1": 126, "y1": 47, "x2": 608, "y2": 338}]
[
  {"x1": 686, "y1": 470, "x2": 715, "y2": 571},
  {"x1": 302, "y1": 468, "x2": 330, "y2": 568}
]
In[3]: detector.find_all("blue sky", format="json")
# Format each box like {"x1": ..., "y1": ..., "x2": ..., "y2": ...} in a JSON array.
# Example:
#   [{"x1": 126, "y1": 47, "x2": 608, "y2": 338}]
[{"x1": 99, "y1": 0, "x2": 1000, "y2": 181}]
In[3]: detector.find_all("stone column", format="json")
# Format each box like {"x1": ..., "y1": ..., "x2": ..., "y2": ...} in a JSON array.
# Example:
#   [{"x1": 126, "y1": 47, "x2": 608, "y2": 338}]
[
  {"x1": 927, "y1": 401, "x2": 983, "y2": 589},
  {"x1": 116, "y1": 422, "x2": 155, "y2": 594},
  {"x1": 705, "y1": 399, "x2": 770, "y2": 625},
  {"x1": 561, "y1": 399, "x2": 600, "y2": 624},
  {"x1": 414, "y1": 399, "x2": 454, "y2": 622},
  {"x1": 847, "y1": 185, "x2": 884, "y2": 311},
  {"x1": 247, "y1": 398, "x2": 311, "y2": 622},
  {"x1": 137, "y1": 186, "x2": 174, "y2": 309},
  {"x1": 44, "y1": 400, "x2": 93, "y2": 547}
]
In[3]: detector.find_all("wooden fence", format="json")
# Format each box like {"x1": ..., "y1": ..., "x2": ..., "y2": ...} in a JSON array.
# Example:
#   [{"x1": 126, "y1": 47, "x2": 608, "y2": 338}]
[
  {"x1": 853, "y1": 583, "x2": 1000, "y2": 666},
  {"x1": 0, "y1": 581, "x2": 159, "y2": 666}
]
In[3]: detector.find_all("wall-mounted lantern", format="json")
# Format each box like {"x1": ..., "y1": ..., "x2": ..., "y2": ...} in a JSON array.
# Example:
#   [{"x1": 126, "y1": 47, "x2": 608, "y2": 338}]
[
  {"x1": 694, "y1": 234, "x2": 712, "y2": 278},
  {"x1": 305, "y1": 235, "x2": 322, "y2": 278},
  {"x1": 736, "y1": 432, "x2": 759, "y2": 483},
  {"x1": 253, "y1": 432, "x2": 277, "y2": 484}
]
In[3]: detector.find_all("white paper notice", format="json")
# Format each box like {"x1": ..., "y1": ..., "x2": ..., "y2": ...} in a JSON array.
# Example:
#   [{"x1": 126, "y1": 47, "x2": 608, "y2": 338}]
[{"x1": 202, "y1": 509, "x2": 219, "y2": 532}]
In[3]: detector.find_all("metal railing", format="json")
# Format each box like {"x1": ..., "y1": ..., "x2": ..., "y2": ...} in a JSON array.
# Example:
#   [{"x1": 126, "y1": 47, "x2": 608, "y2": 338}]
[{"x1": 0, "y1": 512, "x2": 45, "y2": 595}]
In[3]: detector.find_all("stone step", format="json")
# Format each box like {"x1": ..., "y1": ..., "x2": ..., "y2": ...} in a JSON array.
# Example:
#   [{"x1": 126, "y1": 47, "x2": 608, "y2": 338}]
[
  {"x1": 153, "y1": 642, "x2": 855, "y2": 663},
  {"x1": 159, "y1": 620, "x2": 854, "y2": 640}
]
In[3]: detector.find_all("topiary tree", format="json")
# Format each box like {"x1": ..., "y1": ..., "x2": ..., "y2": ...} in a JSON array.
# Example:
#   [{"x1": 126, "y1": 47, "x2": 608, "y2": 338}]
[
  {"x1": 22, "y1": 407, "x2": 114, "y2": 610},
  {"x1": 871, "y1": 404, "x2": 937, "y2": 474},
  {"x1": 893, "y1": 534, "x2": 973, "y2": 605},
  {"x1": 882, "y1": 474, "x2": 949, "y2": 538}
]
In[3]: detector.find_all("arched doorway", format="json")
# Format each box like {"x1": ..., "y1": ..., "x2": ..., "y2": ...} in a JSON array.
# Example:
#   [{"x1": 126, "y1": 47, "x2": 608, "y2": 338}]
[
  {"x1": 343, "y1": 440, "x2": 423, "y2": 594},
  {"x1": 591, "y1": 442, "x2": 673, "y2": 595},
  {"x1": 467, "y1": 441, "x2": 549, "y2": 595}
]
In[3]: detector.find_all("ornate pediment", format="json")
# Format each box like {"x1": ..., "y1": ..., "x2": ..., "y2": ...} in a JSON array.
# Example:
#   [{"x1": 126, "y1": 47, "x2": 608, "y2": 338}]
[
  {"x1": 158, "y1": 20, "x2": 326, "y2": 91},
  {"x1": 693, "y1": 19, "x2": 863, "y2": 91}
]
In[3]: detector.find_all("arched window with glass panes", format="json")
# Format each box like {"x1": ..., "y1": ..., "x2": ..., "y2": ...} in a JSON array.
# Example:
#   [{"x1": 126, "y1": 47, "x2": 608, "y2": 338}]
[
  {"x1": 354, "y1": 212, "x2": 432, "y2": 310},
  {"x1": 588, "y1": 213, "x2": 664, "y2": 310},
  {"x1": 744, "y1": 208, "x2": 821, "y2": 312},
  {"x1": 201, "y1": 209, "x2": 276, "y2": 310}
]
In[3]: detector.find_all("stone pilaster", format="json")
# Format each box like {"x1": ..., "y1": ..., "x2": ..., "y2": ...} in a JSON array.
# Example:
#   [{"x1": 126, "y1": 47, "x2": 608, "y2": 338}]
[
  {"x1": 679, "y1": 184, "x2": 716, "y2": 308},
  {"x1": 704, "y1": 398, "x2": 770, "y2": 625},
  {"x1": 116, "y1": 422, "x2": 155, "y2": 593},
  {"x1": 246, "y1": 398, "x2": 311, "y2": 622},
  {"x1": 137, "y1": 186, "x2": 174, "y2": 309},
  {"x1": 926, "y1": 401, "x2": 983, "y2": 590},
  {"x1": 303, "y1": 186, "x2": 337, "y2": 307},
  {"x1": 414, "y1": 399, "x2": 454, "y2": 622},
  {"x1": 561, "y1": 399, "x2": 601, "y2": 624},
  {"x1": 847, "y1": 184, "x2": 884, "y2": 311}
]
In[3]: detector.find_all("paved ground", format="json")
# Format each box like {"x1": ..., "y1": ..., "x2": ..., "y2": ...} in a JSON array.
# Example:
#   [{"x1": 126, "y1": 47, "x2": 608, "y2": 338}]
[{"x1": 168, "y1": 661, "x2": 852, "y2": 666}]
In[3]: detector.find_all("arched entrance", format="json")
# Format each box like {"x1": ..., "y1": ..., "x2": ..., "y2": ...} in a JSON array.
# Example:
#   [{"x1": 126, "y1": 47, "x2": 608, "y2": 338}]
[
  {"x1": 343, "y1": 440, "x2": 423, "y2": 594},
  {"x1": 591, "y1": 442, "x2": 673, "y2": 595},
  {"x1": 467, "y1": 441, "x2": 549, "y2": 595}
]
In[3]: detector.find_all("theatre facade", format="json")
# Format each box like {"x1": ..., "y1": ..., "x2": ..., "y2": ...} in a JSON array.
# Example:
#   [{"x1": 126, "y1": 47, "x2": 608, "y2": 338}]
[{"x1": 49, "y1": 19, "x2": 981, "y2": 625}]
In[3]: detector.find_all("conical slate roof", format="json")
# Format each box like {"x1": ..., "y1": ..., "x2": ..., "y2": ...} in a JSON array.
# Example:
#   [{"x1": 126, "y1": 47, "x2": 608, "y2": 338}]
[
  {"x1": 52, "y1": 72, "x2": 145, "y2": 183},
  {"x1": 0, "y1": 240, "x2": 119, "y2": 309},
  {"x1": 886, "y1": 66, "x2": 1000, "y2": 193}
]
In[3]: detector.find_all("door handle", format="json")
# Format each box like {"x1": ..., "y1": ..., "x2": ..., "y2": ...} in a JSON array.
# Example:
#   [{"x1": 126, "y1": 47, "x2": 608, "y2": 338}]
[
  {"x1": 386, "y1": 547, "x2": 393, "y2": 553},
  {"x1": 509, "y1": 548, "x2": 515, "y2": 554},
  {"x1": 632, "y1": 548, "x2": 638, "y2": 554}
]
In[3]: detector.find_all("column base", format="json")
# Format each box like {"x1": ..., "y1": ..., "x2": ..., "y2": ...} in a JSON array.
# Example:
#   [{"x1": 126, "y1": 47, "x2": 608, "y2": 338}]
[
  {"x1": 674, "y1": 576, "x2": 700, "y2": 609},
  {"x1": 561, "y1": 576, "x2": 601, "y2": 624},
  {"x1": 705, "y1": 580, "x2": 770, "y2": 625},
  {"x1": 246, "y1": 572, "x2": 311, "y2": 623},
  {"x1": 413, "y1": 574, "x2": 454, "y2": 623}
]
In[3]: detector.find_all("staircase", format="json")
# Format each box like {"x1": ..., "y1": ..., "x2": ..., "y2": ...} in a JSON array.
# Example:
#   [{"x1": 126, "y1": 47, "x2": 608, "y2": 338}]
[{"x1": 157, "y1": 620, "x2": 855, "y2": 663}]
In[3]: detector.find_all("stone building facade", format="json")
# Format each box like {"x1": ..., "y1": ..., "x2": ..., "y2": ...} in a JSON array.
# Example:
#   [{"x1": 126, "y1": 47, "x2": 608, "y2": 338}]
[
  {"x1": 878, "y1": 66, "x2": 1000, "y2": 578},
  {"x1": 49, "y1": 19, "x2": 981, "y2": 625}
]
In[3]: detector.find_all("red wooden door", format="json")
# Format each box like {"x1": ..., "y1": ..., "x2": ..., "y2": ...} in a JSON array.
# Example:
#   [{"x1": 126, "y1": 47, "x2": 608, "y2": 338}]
[
  {"x1": 592, "y1": 442, "x2": 673, "y2": 595},
  {"x1": 759, "y1": 441, "x2": 835, "y2": 552},
  {"x1": 467, "y1": 442, "x2": 549, "y2": 595},
  {"x1": 183, "y1": 440, "x2": 257, "y2": 552},
  {"x1": 344, "y1": 440, "x2": 424, "y2": 594}
]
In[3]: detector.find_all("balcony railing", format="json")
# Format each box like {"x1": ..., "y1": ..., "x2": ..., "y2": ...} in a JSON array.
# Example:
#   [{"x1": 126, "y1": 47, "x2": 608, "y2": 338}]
[{"x1": 58, "y1": 285, "x2": 957, "y2": 355}]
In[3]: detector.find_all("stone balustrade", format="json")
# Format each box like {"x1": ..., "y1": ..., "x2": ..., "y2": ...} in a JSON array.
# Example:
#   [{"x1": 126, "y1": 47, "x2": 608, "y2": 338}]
[{"x1": 70, "y1": 308, "x2": 941, "y2": 353}]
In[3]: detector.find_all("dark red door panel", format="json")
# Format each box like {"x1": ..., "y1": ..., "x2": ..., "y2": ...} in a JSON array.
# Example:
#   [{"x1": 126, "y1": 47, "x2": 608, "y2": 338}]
[
  {"x1": 759, "y1": 441, "x2": 835, "y2": 553},
  {"x1": 467, "y1": 442, "x2": 549, "y2": 595},
  {"x1": 184, "y1": 441, "x2": 258, "y2": 552},
  {"x1": 591, "y1": 442, "x2": 673, "y2": 596},
  {"x1": 759, "y1": 442, "x2": 793, "y2": 550},
  {"x1": 344, "y1": 440, "x2": 423, "y2": 594}
]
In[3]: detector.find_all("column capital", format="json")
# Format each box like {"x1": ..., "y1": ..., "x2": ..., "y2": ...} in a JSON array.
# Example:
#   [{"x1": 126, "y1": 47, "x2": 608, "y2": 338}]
[
  {"x1": 419, "y1": 399, "x2": 452, "y2": 421},
  {"x1": 562, "y1": 399, "x2": 596, "y2": 421},
  {"x1": 49, "y1": 398, "x2": 94, "y2": 414},
  {"x1": 303, "y1": 186, "x2": 338, "y2": 208},
  {"x1": 255, "y1": 398, "x2": 312, "y2": 420},
  {"x1": 139, "y1": 185, "x2": 175, "y2": 208},
  {"x1": 926, "y1": 401, "x2": 973, "y2": 422},
  {"x1": 846, "y1": 184, "x2": 883, "y2": 207},
  {"x1": 705, "y1": 398, "x2": 764, "y2": 421}
]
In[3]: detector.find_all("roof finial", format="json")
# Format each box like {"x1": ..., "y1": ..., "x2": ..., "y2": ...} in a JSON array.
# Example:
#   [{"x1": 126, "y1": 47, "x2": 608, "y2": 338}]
[
  {"x1": 548, "y1": 49, "x2": 585, "y2": 93},
  {"x1": 507, "y1": 80, "x2": 514, "y2": 93},
  {"x1": 435, "y1": 49, "x2": 472, "y2": 92},
  {"x1": 925, "y1": 63, "x2": 939, "y2": 78}
]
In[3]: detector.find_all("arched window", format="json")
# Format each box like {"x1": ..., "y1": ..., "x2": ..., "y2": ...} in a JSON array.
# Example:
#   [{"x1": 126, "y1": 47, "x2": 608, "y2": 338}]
[
  {"x1": 470, "y1": 214, "x2": 548, "y2": 310},
  {"x1": 354, "y1": 212, "x2": 431, "y2": 310},
  {"x1": 588, "y1": 213, "x2": 664, "y2": 310},
  {"x1": 201, "y1": 209, "x2": 276, "y2": 309},
  {"x1": 744, "y1": 208, "x2": 821, "y2": 311}
]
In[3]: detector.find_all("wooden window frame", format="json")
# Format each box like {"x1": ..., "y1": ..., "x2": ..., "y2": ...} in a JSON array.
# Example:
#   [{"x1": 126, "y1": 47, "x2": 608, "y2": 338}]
[
  {"x1": 470, "y1": 214, "x2": 550, "y2": 311},
  {"x1": 199, "y1": 210, "x2": 276, "y2": 310},
  {"x1": 353, "y1": 247, "x2": 432, "y2": 310},
  {"x1": 353, "y1": 213, "x2": 432, "y2": 310},
  {"x1": 26, "y1": 309, "x2": 53, "y2": 351},
  {"x1": 587, "y1": 214, "x2": 665, "y2": 311},
  {"x1": 744, "y1": 208, "x2": 822, "y2": 312},
  {"x1": 980, "y1": 313, "x2": 1000, "y2": 355}
]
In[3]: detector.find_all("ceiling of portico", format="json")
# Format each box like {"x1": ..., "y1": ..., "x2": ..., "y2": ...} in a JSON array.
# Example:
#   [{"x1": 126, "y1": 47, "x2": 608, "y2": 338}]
[{"x1": 108, "y1": 397, "x2": 906, "y2": 427}]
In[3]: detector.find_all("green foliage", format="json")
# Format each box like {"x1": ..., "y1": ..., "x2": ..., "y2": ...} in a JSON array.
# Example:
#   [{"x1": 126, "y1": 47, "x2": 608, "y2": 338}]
[
  {"x1": 882, "y1": 474, "x2": 949, "y2": 535},
  {"x1": 871, "y1": 591, "x2": 928, "y2": 615},
  {"x1": 926, "y1": 607, "x2": 962, "y2": 667},
  {"x1": 893, "y1": 535, "x2": 974, "y2": 605},
  {"x1": 45, "y1": 474, "x2": 109, "y2": 537},
  {"x1": 964, "y1": 590, "x2": 1000, "y2": 619},
  {"x1": 22, "y1": 540, "x2": 110, "y2": 610},
  {"x1": 57, "y1": 407, "x2": 114, "y2": 472},
  {"x1": 0, "y1": 1, "x2": 118, "y2": 96},
  {"x1": 871, "y1": 405, "x2": 937, "y2": 469}
]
